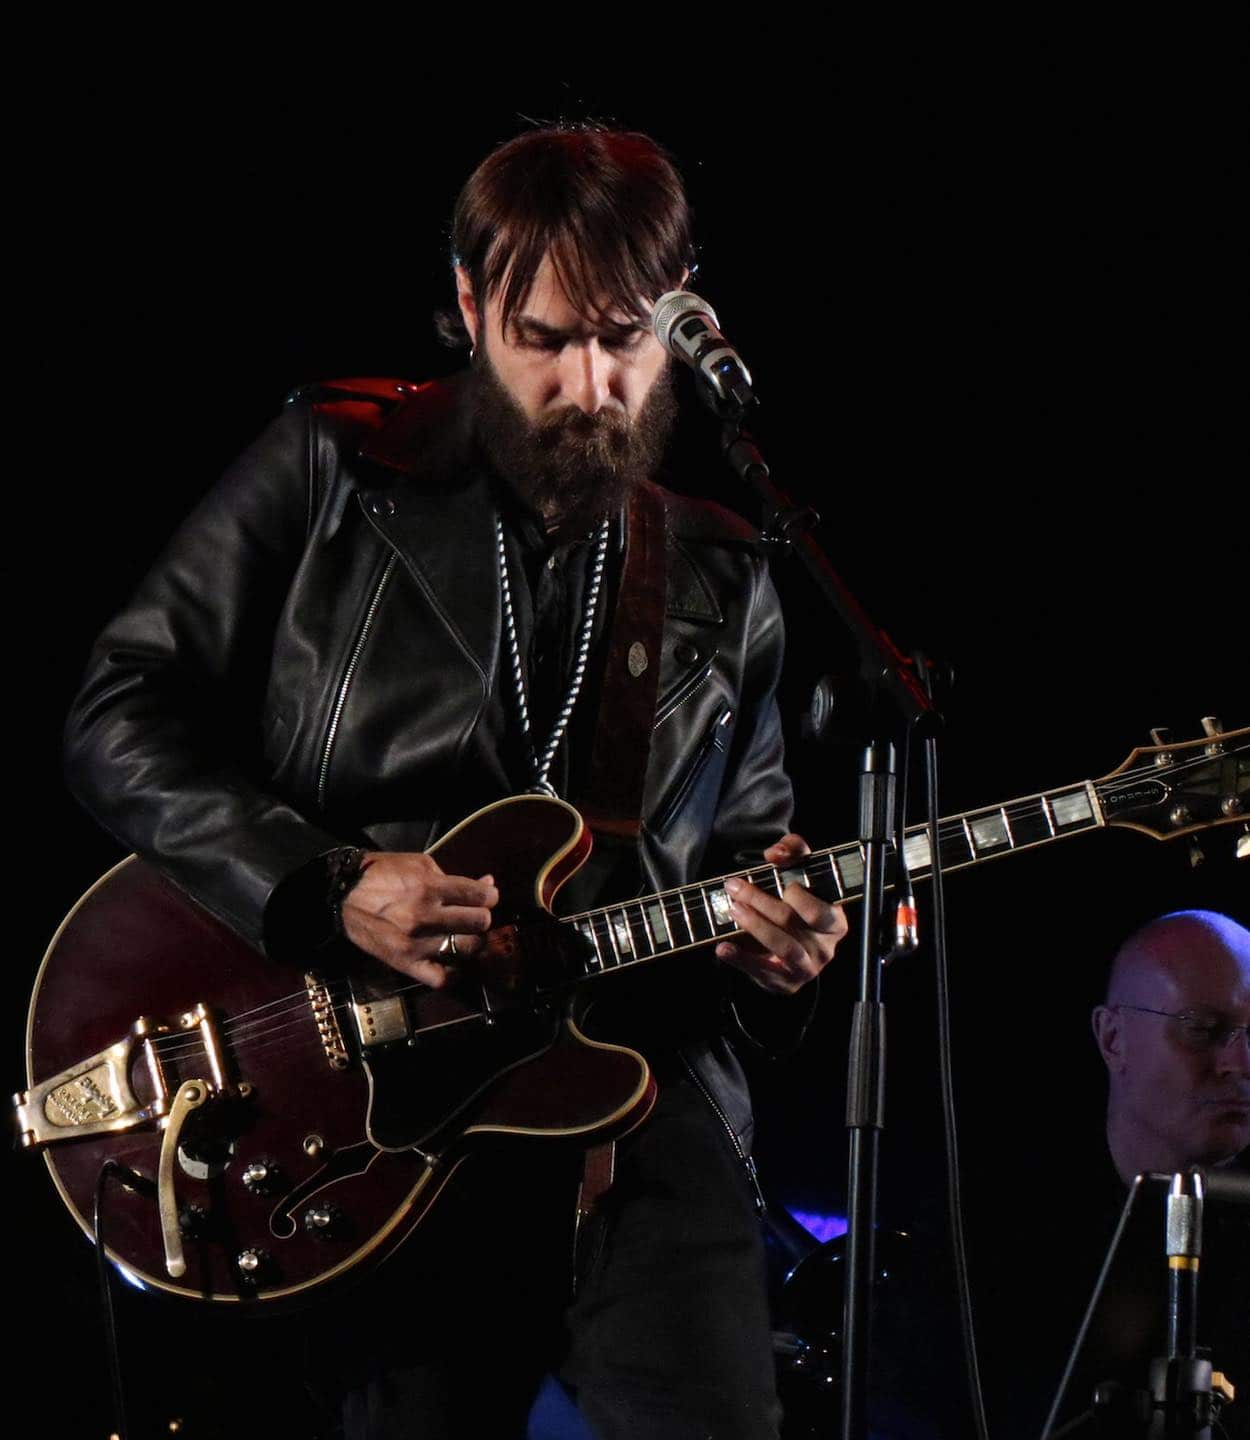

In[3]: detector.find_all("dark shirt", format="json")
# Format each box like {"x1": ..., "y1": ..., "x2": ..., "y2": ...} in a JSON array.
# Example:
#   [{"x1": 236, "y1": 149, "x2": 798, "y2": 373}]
[{"x1": 464, "y1": 481, "x2": 613, "y2": 811}]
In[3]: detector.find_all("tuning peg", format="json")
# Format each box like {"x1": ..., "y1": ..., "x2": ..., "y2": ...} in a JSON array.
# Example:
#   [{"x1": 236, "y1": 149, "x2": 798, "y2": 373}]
[
  {"x1": 1200, "y1": 715, "x2": 1227, "y2": 756},
  {"x1": 1237, "y1": 827, "x2": 1249, "y2": 862},
  {"x1": 1150, "y1": 726, "x2": 1173, "y2": 746},
  {"x1": 1188, "y1": 838, "x2": 1205, "y2": 869}
]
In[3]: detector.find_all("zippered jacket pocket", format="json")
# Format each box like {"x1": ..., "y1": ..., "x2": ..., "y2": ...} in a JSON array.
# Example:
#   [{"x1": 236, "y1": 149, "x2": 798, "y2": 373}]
[{"x1": 651, "y1": 706, "x2": 734, "y2": 835}]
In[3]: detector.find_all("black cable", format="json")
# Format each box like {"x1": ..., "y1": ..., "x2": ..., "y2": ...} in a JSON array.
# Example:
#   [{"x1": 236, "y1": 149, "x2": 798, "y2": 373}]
[
  {"x1": 1040, "y1": 1178, "x2": 1144, "y2": 1439},
  {"x1": 926, "y1": 731, "x2": 992, "y2": 1440},
  {"x1": 93, "y1": 1160, "x2": 144, "y2": 1440}
]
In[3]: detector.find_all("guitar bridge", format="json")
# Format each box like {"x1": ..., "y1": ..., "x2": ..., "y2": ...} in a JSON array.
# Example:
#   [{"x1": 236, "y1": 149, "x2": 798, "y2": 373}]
[
  {"x1": 13, "y1": 1003, "x2": 229, "y2": 1149},
  {"x1": 306, "y1": 973, "x2": 352, "y2": 1068}
]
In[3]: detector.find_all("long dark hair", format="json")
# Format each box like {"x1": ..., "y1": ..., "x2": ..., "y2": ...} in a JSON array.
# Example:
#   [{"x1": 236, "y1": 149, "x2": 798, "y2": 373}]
[{"x1": 436, "y1": 124, "x2": 694, "y2": 347}]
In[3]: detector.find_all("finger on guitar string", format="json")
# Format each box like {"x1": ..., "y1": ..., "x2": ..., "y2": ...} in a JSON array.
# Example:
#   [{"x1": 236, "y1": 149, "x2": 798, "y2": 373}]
[{"x1": 714, "y1": 831, "x2": 849, "y2": 994}]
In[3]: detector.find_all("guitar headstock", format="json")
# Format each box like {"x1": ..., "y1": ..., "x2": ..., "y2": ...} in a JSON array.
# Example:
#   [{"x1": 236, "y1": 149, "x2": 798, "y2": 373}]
[{"x1": 1095, "y1": 718, "x2": 1249, "y2": 851}]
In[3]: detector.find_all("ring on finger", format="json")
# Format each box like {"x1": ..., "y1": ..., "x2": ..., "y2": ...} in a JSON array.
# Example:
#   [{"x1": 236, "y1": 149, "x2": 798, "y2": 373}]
[{"x1": 438, "y1": 932, "x2": 459, "y2": 957}]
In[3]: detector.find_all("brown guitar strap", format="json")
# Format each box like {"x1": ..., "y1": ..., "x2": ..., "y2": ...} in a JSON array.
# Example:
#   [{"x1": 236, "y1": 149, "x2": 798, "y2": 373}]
[
  {"x1": 575, "y1": 482, "x2": 667, "y2": 1215},
  {"x1": 573, "y1": 1136, "x2": 616, "y2": 1284},
  {"x1": 579, "y1": 479, "x2": 669, "y2": 841}
]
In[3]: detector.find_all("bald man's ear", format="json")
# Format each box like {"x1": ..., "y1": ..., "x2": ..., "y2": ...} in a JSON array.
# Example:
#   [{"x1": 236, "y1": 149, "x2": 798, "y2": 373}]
[{"x1": 1092, "y1": 1005, "x2": 1124, "y2": 1074}]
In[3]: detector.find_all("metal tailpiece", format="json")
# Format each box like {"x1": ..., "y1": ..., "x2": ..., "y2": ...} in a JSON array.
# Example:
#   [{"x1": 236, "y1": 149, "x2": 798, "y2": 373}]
[{"x1": 15, "y1": 1015, "x2": 178, "y2": 1148}]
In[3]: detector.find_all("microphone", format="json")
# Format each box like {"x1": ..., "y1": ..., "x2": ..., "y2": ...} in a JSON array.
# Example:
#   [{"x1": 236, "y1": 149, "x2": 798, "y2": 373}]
[
  {"x1": 651, "y1": 291, "x2": 754, "y2": 414},
  {"x1": 1165, "y1": 1169, "x2": 1203, "y2": 1360}
]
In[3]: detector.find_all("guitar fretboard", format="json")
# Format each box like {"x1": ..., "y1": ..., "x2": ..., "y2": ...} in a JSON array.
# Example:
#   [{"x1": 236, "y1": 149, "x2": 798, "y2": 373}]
[{"x1": 562, "y1": 781, "x2": 1104, "y2": 976}]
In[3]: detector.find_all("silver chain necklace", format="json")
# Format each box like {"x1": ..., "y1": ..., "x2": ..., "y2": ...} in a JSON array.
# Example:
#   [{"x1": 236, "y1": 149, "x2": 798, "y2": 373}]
[{"x1": 495, "y1": 512, "x2": 610, "y2": 798}]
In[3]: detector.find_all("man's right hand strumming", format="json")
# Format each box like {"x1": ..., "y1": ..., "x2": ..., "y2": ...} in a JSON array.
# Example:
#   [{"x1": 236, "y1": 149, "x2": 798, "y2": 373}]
[{"x1": 339, "y1": 852, "x2": 498, "y2": 987}]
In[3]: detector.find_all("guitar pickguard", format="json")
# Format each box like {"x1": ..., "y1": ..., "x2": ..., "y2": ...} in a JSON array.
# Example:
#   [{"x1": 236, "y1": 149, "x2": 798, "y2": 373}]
[{"x1": 360, "y1": 999, "x2": 563, "y2": 1151}]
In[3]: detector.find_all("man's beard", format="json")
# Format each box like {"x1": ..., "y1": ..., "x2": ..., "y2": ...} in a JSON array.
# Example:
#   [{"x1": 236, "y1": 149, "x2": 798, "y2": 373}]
[{"x1": 468, "y1": 348, "x2": 678, "y2": 537}]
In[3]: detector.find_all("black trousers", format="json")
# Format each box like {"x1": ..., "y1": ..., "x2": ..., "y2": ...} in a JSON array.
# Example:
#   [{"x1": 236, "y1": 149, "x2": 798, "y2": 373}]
[{"x1": 334, "y1": 1075, "x2": 781, "y2": 1439}]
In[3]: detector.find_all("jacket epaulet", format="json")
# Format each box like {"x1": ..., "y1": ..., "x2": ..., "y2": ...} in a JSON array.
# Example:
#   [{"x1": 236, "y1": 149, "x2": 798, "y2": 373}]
[
  {"x1": 283, "y1": 377, "x2": 423, "y2": 410},
  {"x1": 663, "y1": 489, "x2": 762, "y2": 548}
]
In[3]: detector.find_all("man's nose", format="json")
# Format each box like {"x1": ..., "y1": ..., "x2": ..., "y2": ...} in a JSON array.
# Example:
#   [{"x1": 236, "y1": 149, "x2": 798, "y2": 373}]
[{"x1": 560, "y1": 340, "x2": 610, "y2": 413}]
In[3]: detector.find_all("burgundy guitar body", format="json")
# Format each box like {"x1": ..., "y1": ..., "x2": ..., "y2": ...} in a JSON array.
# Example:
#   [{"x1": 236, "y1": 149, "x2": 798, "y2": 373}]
[
  {"x1": 21, "y1": 796, "x2": 656, "y2": 1306},
  {"x1": 22, "y1": 725, "x2": 1248, "y2": 1305}
]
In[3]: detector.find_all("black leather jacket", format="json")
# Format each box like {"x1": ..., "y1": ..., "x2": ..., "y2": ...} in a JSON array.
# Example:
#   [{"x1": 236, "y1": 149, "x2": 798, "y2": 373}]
[{"x1": 64, "y1": 375, "x2": 813, "y2": 1157}]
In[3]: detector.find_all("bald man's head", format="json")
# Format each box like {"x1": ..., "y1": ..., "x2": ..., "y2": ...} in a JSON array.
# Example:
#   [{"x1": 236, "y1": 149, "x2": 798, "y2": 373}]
[{"x1": 1093, "y1": 910, "x2": 1250, "y2": 1184}]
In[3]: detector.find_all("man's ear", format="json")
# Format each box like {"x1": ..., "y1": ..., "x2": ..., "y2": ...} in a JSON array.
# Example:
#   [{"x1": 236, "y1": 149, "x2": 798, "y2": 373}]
[
  {"x1": 1091, "y1": 1005, "x2": 1123, "y2": 1074},
  {"x1": 454, "y1": 266, "x2": 479, "y2": 347}
]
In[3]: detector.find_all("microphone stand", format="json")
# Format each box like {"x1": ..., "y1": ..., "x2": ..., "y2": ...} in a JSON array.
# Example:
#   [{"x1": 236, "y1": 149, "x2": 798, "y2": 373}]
[
  {"x1": 714, "y1": 402, "x2": 940, "y2": 1440},
  {"x1": 1042, "y1": 1169, "x2": 1247, "y2": 1439}
]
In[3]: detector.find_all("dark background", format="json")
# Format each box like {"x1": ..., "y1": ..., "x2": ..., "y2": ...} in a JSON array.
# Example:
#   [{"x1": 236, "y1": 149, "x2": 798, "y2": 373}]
[{"x1": 10, "y1": 40, "x2": 1247, "y2": 1439}]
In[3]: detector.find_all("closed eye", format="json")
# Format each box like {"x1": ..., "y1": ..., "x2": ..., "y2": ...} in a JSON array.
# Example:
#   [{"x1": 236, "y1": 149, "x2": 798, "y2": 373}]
[{"x1": 601, "y1": 330, "x2": 646, "y2": 353}]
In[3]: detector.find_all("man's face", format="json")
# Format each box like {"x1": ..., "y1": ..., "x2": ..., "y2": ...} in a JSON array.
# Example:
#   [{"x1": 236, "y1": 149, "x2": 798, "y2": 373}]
[
  {"x1": 1095, "y1": 921, "x2": 1250, "y2": 1172},
  {"x1": 456, "y1": 254, "x2": 676, "y2": 533},
  {"x1": 458, "y1": 252, "x2": 671, "y2": 425}
]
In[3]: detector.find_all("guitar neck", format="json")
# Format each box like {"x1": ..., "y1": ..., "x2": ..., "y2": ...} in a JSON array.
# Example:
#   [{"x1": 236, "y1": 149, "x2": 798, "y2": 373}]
[{"x1": 562, "y1": 779, "x2": 1105, "y2": 976}]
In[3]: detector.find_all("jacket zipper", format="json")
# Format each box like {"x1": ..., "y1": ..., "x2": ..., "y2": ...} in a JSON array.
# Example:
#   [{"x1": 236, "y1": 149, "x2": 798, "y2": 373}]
[
  {"x1": 679, "y1": 1051, "x2": 766, "y2": 1217},
  {"x1": 317, "y1": 554, "x2": 397, "y2": 807},
  {"x1": 653, "y1": 651, "x2": 718, "y2": 729},
  {"x1": 651, "y1": 706, "x2": 733, "y2": 835}
]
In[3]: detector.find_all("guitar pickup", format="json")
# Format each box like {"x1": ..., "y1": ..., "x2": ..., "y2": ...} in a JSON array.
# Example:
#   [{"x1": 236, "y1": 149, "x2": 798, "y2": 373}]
[
  {"x1": 352, "y1": 996, "x2": 412, "y2": 1049},
  {"x1": 14, "y1": 1003, "x2": 230, "y2": 1149}
]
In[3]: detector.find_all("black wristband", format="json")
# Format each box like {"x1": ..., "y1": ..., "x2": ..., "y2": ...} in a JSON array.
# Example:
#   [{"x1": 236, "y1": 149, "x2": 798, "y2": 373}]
[{"x1": 326, "y1": 846, "x2": 368, "y2": 937}]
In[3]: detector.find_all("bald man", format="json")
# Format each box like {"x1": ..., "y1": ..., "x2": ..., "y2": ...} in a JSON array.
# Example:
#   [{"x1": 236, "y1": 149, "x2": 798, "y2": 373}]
[
  {"x1": 1092, "y1": 909, "x2": 1250, "y2": 1185},
  {"x1": 973, "y1": 913, "x2": 1250, "y2": 1437}
]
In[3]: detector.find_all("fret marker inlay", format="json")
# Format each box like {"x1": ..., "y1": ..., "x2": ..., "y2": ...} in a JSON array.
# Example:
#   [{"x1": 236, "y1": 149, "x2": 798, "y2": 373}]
[
  {"x1": 835, "y1": 849, "x2": 865, "y2": 891},
  {"x1": 970, "y1": 814, "x2": 1009, "y2": 851},
  {"x1": 611, "y1": 914, "x2": 633, "y2": 955},
  {"x1": 1052, "y1": 791, "x2": 1094, "y2": 828},
  {"x1": 647, "y1": 902, "x2": 671, "y2": 947}
]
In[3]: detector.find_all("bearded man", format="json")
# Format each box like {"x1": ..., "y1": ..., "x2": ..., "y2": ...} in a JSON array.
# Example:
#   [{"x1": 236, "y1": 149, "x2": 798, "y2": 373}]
[{"x1": 64, "y1": 126, "x2": 846, "y2": 1438}]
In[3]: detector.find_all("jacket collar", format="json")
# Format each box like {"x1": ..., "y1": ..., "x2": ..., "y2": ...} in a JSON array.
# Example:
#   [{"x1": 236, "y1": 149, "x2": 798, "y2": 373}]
[{"x1": 355, "y1": 371, "x2": 501, "y2": 686}]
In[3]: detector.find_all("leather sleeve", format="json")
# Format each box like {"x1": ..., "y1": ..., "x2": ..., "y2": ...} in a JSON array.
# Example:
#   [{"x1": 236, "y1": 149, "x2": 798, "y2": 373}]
[
  {"x1": 705, "y1": 551, "x2": 794, "y2": 872},
  {"x1": 63, "y1": 401, "x2": 346, "y2": 953},
  {"x1": 707, "y1": 554, "x2": 822, "y2": 1056}
]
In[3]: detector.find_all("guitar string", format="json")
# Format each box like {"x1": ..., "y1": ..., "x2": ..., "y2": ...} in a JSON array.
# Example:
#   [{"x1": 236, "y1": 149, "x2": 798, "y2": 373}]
[
  {"x1": 151, "y1": 800, "x2": 1242, "y2": 1061},
  {"x1": 231, "y1": 1007, "x2": 490, "y2": 1066},
  {"x1": 147, "y1": 744, "x2": 1246, "y2": 1056},
  {"x1": 144, "y1": 744, "x2": 1245, "y2": 1058},
  {"x1": 557, "y1": 744, "x2": 1245, "y2": 924}
]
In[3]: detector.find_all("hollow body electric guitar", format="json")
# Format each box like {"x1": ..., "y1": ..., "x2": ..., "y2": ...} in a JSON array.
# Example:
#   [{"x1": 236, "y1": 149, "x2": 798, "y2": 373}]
[{"x1": 16, "y1": 724, "x2": 1248, "y2": 1305}]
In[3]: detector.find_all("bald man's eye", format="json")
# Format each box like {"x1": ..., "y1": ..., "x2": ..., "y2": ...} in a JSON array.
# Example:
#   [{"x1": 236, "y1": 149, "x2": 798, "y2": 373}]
[
  {"x1": 1180, "y1": 1018, "x2": 1220, "y2": 1046},
  {"x1": 1175, "y1": 1013, "x2": 1247, "y2": 1051}
]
